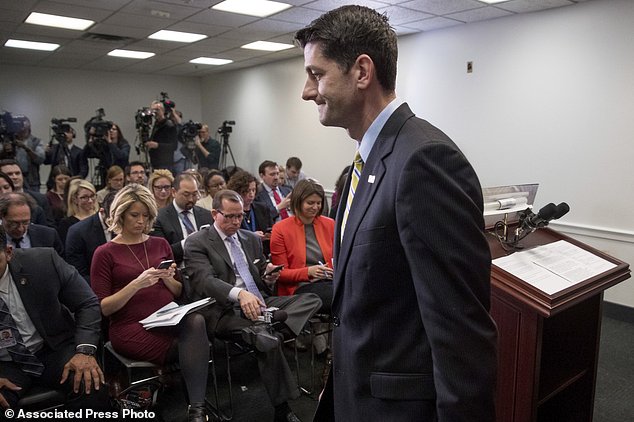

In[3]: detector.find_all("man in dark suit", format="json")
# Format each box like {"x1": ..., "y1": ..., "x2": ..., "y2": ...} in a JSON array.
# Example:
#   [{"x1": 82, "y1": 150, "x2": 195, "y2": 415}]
[
  {"x1": 0, "y1": 193, "x2": 64, "y2": 257},
  {"x1": 65, "y1": 189, "x2": 118, "y2": 284},
  {"x1": 296, "y1": 6, "x2": 497, "y2": 422},
  {"x1": 254, "y1": 160, "x2": 292, "y2": 222},
  {"x1": 0, "y1": 226, "x2": 108, "y2": 411},
  {"x1": 184, "y1": 190, "x2": 321, "y2": 422},
  {"x1": 151, "y1": 173, "x2": 213, "y2": 266}
]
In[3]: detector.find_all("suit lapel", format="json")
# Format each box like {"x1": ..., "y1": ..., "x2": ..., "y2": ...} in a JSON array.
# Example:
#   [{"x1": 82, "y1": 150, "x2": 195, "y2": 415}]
[
  {"x1": 334, "y1": 104, "x2": 415, "y2": 302},
  {"x1": 208, "y1": 226, "x2": 233, "y2": 272},
  {"x1": 166, "y1": 205, "x2": 186, "y2": 238},
  {"x1": 9, "y1": 259, "x2": 46, "y2": 339}
]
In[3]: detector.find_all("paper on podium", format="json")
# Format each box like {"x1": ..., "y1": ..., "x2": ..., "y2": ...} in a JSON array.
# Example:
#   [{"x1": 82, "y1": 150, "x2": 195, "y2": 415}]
[
  {"x1": 140, "y1": 297, "x2": 215, "y2": 329},
  {"x1": 493, "y1": 240, "x2": 617, "y2": 295}
]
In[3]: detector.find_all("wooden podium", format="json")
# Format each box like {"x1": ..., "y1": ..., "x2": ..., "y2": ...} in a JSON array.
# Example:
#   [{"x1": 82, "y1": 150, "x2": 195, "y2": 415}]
[{"x1": 487, "y1": 227, "x2": 630, "y2": 422}]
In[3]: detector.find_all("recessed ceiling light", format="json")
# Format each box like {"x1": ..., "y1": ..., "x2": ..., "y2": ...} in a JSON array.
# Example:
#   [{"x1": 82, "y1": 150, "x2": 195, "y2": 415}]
[
  {"x1": 25, "y1": 12, "x2": 94, "y2": 31},
  {"x1": 241, "y1": 41, "x2": 294, "y2": 51},
  {"x1": 148, "y1": 30, "x2": 208, "y2": 43},
  {"x1": 190, "y1": 57, "x2": 233, "y2": 66},
  {"x1": 4, "y1": 39, "x2": 60, "y2": 51},
  {"x1": 212, "y1": 0, "x2": 291, "y2": 18},
  {"x1": 478, "y1": 0, "x2": 509, "y2": 3},
  {"x1": 107, "y1": 49, "x2": 155, "y2": 59}
]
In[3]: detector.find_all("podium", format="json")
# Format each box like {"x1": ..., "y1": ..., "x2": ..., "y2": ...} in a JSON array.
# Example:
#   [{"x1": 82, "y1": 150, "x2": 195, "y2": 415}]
[{"x1": 487, "y1": 227, "x2": 630, "y2": 422}]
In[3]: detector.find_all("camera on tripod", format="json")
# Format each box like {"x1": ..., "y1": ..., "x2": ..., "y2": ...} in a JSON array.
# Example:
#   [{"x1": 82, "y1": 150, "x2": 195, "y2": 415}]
[
  {"x1": 217, "y1": 120, "x2": 235, "y2": 135},
  {"x1": 50, "y1": 116, "x2": 78, "y2": 144},
  {"x1": 84, "y1": 108, "x2": 113, "y2": 157},
  {"x1": 0, "y1": 111, "x2": 29, "y2": 159}
]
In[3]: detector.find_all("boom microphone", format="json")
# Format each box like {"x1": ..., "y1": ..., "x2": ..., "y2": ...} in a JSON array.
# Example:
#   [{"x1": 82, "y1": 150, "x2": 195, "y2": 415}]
[
  {"x1": 521, "y1": 203, "x2": 558, "y2": 231},
  {"x1": 553, "y1": 202, "x2": 570, "y2": 219}
]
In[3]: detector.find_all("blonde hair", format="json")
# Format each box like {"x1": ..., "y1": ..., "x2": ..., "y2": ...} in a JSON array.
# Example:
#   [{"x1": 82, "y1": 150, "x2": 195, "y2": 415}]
[
  {"x1": 147, "y1": 169, "x2": 174, "y2": 191},
  {"x1": 107, "y1": 184, "x2": 158, "y2": 234},
  {"x1": 67, "y1": 179, "x2": 98, "y2": 217}
]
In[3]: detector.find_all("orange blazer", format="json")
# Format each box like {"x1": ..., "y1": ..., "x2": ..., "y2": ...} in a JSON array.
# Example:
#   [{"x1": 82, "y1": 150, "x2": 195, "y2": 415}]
[{"x1": 270, "y1": 215, "x2": 335, "y2": 296}]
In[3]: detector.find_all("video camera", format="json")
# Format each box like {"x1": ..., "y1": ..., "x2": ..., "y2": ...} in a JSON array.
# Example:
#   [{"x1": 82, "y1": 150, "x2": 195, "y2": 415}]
[
  {"x1": 0, "y1": 111, "x2": 30, "y2": 159},
  {"x1": 179, "y1": 120, "x2": 202, "y2": 154},
  {"x1": 160, "y1": 92, "x2": 175, "y2": 118},
  {"x1": 84, "y1": 108, "x2": 112, "y2": 140},
  {"x1": 217, "y1": 120, "x2": 235, "y2": 136},
  {"x1": 50, "y1": 116, "x2": 78, "y2": 144}
]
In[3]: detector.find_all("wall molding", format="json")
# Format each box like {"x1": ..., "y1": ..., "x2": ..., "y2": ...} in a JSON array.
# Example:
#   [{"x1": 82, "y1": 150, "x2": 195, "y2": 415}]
[{"x1": 549, "y1": 221, "x2": 634, "y2": 244}]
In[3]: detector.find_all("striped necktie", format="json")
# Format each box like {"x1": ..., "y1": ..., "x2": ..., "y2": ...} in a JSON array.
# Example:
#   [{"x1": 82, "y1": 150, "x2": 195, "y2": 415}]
[
  {"x1": 341, "y1": 151, "x2": 364, "y2": 239},
  {"x1": 228, "y1": 236, "x2": 265, "y2": 307},
  {"x1": 0, "y1": 297, "x2": 44, "y2": 376},
  {"x1": 180, "y1": 210, "x2": 196, "y2": 236}
]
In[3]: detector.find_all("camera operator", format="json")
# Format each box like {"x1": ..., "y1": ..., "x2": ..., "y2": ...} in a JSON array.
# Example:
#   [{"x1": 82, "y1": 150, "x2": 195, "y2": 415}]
[
  {"x1": 83, "y1": 113, "x2": 129, "y2": 190},
  {"x1": 44, "y1": 123, "x2": 88, "y2": 187},
  {"x1": 194, "y1": 124, "x2": 221, "y2": 171},
  {"x1": 146, "y1": 101, "x2": 178, "y2": 172},
  {"x1": 13, "y1": 116, "x2": 46, "y2": 191}
]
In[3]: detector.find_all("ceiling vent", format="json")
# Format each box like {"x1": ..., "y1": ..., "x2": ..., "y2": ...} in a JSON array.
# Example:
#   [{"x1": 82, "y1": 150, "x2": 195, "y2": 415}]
[{"x1": 81, "y1": 33, "x2": 135, "y2": 43}]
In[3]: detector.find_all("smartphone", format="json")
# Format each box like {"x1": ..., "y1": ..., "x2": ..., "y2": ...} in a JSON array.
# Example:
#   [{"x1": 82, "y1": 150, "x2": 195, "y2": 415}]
[
  {"x1": 157, "y1": 259, "x2": 174, "y2": 269},
  {"x1": 265, "y1": 265, "x2": 284, "y2": 276}
]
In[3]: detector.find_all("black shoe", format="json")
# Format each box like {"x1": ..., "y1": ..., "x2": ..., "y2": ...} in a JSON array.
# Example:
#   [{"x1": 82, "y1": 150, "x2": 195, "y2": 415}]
[
  {"x1": 241, "y1": 325, "x2": 280, "y2": 353},
  {"x1": 274, "y1": 409, "x2": 302, "y2": 422},
  {"x1": 187, "y1": 402, "x2": 207, "y2": 422}
]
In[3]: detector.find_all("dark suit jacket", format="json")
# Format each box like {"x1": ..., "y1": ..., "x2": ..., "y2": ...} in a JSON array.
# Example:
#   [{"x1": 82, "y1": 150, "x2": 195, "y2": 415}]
[
  {"x1": 44, "y1": 143, "x2": 88, "y2": 178},
  {"x1": 151, "y1": 203, "x2": 213, "y2": 264},
  {"x1": 65, "y1": 213, "x2": 107, "y2": 284},
  {"x1": 25, "y1": 189, "x2": 54, "y2": 227},
  {"x1": 26, "y1": 223, "x2": 64, "y2": 257},
  {"x1": 9, "y1": 248, "x2": 101, "y2": 351},
  {"x1": 254, "y1": 184, "x2": 291, "y2": 222},
  {"x1": 318, "y1": 103, "x2": 497, "y2": 421},
  {"x1": 242, "y1": 201, "x2": 275, "y2": 256},
  {"x1": 183, "y1": 225, "x2": 271, "y2": 332}
]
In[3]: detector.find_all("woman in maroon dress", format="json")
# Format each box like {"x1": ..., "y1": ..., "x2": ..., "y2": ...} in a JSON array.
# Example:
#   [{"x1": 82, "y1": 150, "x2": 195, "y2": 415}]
[{"x1": 91, "y1": 184, "x2": 209, "y2": 422}]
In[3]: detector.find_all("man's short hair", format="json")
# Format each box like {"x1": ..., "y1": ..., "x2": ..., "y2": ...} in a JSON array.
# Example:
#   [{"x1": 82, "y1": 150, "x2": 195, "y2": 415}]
[
  {"x1": 212, "y1": 189, "x2": 243, "y2": 211},
  {"x1": 0, "y1": 159, "x2": 20, "y2": 170},
  {"x1": 286, "y1": 157, "x2": 302, "y2": 171},
  {"x1": 125, "y1": 161, "x2": 147, "y2": 176},
  {"x1": 0, "y1": 192, "x2": 34, "y2": 218},
  {"x1": 258, "y1": 160, "x2": 278, "y2": 176},
  {"x1": 294, "y1": 5, "x2": 398, "y2": 92},
  {"x1": 173, "y1": 173, "x2": 198, "y2": 191}
]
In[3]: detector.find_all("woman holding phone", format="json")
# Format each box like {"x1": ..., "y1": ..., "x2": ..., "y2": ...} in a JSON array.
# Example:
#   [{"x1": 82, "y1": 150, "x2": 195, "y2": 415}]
[{"x1": 91, "y1": 184, "x2": 209, "y2": 422}]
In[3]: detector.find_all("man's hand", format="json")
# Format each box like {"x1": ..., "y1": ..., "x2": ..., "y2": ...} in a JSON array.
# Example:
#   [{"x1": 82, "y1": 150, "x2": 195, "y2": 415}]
[
  {"x1": 145, "y1": 140, "x2": 159, "y2": 150},
  {"x1": 238, "y1": 290, "x2": 265, "y2": 321},
  {"x1": 277, "y1": 195, "x2": 291, "y2": 211},
  {"x1": 263, "y1": 263, "x2": 281, "y2": 285},
  {"x1": 0, "y1": 378, "x2": 21, "y2": 409},
  {"x1": 60, "y1": 354, "x2": 105, "y2": 394}
]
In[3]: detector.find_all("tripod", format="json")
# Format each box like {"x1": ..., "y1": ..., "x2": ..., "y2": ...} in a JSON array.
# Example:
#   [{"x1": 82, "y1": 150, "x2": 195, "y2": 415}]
[{"x1": 219, "y1": 131, "x2": 237, "y2": 170}]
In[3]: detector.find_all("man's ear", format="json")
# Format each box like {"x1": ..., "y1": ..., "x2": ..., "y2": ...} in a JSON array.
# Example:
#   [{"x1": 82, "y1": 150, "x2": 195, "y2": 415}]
[
  {"x1": 4, "y1": 245, "x2": 13, "y2": 263},
  {"x1": 354, "y1": 54, "x2": 375, "y2": 90}
]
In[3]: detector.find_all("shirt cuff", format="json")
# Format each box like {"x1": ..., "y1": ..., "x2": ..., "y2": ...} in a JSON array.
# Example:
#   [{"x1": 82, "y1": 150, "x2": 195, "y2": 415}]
[{"x1": 229, "y1": 287, "x2": 243, "y2": 303}]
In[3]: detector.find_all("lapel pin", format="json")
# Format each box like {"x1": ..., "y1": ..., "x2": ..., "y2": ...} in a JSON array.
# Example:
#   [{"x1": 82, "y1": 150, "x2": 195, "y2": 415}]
[
  {"x1": 20, "y1": 278, "x2": 27, "y2": 285},
  {"x1": 368, "y1": 175, "x2": 376, "y2": 183}
]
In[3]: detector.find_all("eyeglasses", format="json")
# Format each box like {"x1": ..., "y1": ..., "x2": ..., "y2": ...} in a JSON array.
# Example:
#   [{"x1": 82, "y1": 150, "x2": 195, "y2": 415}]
[
  {"x1": 4, "y1": 219, "x2": 30, "y2": 230},
  {"x1": 217, "y1": 210, "x2": 243, "y2": 221},
  {"x1": 180, "y1": 191, "x2": 200, "y2": 199},
  {"x1": 153, "y1": 185, "x2": 172, "y2": 191},
  {"x1": 130, "y1": 170, "x2": 146, "y2": 175},
  {"x1": 78, "y1": 194, "x2": 96, "y2": 202}
]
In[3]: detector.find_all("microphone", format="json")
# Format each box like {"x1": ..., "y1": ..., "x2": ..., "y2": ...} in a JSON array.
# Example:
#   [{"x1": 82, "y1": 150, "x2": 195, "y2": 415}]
[
  {"x1": 521, "y1": 203, "x2": 558, "y2": 231},
  {"x1": 553, "y1": 202, "x2": 570, "y2": 219}
]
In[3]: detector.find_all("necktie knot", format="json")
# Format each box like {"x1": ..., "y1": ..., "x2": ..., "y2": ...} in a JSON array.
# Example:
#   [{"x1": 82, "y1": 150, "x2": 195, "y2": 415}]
[{"x1": 13, "y1": 237, "x2": 23, "y2": 249}]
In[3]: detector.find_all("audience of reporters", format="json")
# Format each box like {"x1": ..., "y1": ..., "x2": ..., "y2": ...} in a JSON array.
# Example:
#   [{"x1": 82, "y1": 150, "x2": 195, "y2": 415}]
[
  {"x1": 66, "y1": 189, "x2": 118, "y2": 285},
  {"x1": 0, "y1": 193, "x2": 64, "y2": 257},
  {"x1": 96, "y1": 165, "x2": 125, "y2": 206},
  {"x1": 328, "y1": 165, "x2": 351, "y2": 219},
  {"x1": 125, "y1": 161, "x2": 148, "y2": 186},
  {"x1": 183, "y1": 189, "x2": 321, "y2": 422},
  {"x1": 91, "y1": 184, "x2": 209, "y2": 422},
  {"x1": 46, "y1": 165, "x2": 72, "y2": 227},
  {"x1": 44, "y1": 124, "x2": 88, "y2": 184},
  {"x1": 0, "y1": 225, "x2": 109, "y2": 412},
  {"x1": 148, "y1": 169, "x2": 174, "y2": 210},
  {"x1": 151, "y1": 173, "x2": 212, "y2": 266},
  {"x1": 13, "y1": 116, "x2": 45, "y2": 191},
  {"x1": 270, "y1": 179, "x2": 334, "y2": 314},
  {"x1": 196, "y1": 170, "x2": 226, "y2": 211},
  {"x1": 255, "y1": 160, "x2": 291, "y2": 222},
  {"x1": 227, "y1": 170, "x2": 275, "y2": 256},
  {"x1": 57, "y1": 179, "x2": 99, "y2": 246}
]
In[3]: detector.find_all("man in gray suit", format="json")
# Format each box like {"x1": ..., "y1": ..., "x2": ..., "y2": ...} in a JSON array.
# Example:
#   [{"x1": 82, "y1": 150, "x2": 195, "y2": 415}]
[
  {"x1": 184, "y1": 190, "x2": 321, "y2": 422},
  {"x1": 296, "y1": 6, "x2": 497, "y2": 422}
]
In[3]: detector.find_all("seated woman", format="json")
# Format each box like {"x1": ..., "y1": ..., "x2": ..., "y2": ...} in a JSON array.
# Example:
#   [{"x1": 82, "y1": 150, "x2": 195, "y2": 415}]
[
  {"x1": 90, "y1": 184, "x2": 209, "y2": 422},
  {"x1": 270, "y1": 179, "x2": 334, "y2": 314},
  {"x1": 148, "y1": 169, "x2": 174, "y2": 209},
  {"x1": 227, "y1": 170, "x2": 275, "y2": 256},
  {"x1": 57, "y1": 179, "x2": 99, "y2": 244},
  {"x1": 196, "y1": 170, "x2": 225, "y2": 211},
  {"x1": 45, "y1": 164, "x2": 72, "y2": 227},
  {"x1": 96, "y1": 165, "x2": 125, "y2": 206}
]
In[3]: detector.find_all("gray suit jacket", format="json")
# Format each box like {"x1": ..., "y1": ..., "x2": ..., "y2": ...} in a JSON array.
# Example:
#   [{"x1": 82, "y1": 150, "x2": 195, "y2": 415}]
[
  {"x1": 317, "y1": 103, "x2": 497, "y2": 422},
  {"x1": 9, "y1": 248, "x2": 101, "y2": 351},
  {"x1": 183, "y1": 225, "x2": 271, "y2": 331},
  {"x1": 151, "y1": 203, "x2": 213, "y2": 264}
]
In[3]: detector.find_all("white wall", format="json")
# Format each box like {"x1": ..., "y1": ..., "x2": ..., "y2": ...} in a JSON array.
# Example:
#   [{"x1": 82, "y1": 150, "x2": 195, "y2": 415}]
[{"x1": 200, "y1": 0, "x2": 634, "y2": 306}]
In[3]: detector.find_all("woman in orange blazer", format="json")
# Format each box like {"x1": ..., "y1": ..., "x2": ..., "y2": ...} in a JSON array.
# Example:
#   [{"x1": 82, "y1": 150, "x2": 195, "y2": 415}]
[{"x1": 270, "y1": 179, "x2": 334, "y2": 313}]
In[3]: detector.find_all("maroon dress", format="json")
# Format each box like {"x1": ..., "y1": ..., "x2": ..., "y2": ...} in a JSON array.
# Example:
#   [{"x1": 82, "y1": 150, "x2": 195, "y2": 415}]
[{"x1": 91, "y1": 236, "x2": 176, "y2": 364}]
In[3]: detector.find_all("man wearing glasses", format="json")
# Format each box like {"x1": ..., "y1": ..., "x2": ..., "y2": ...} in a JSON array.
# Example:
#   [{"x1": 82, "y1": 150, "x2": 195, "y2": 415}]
[
  {"x1": 124, "y1": 161, "x2": 148, "y2": 186},
  {"x1": 151, "y1": 173, "x2": 212, "y2": 266},
  {"x1": 0, "y1": 193, "x2": 64, "y2": 257},
  {"x1": 185, "y1": 189, "x2": 321, "y2": 422}
]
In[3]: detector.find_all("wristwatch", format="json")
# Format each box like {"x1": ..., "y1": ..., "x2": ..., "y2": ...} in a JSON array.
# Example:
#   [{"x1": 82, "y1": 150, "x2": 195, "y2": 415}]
[{"x1": 75, "y1": 345, "x2": 97, "y2": 356}]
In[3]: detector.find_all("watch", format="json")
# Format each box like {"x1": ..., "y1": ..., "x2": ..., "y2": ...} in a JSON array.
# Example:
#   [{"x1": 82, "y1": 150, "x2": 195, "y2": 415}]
[{"x1": 75, "y1": 345, "x2": 97, "y2": 356}]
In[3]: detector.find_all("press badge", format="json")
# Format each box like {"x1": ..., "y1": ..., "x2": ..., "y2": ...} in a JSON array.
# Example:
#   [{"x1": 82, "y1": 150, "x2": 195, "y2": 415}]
[{"x1": 0, "y1": 329, "x2": 17, "y2": 348}]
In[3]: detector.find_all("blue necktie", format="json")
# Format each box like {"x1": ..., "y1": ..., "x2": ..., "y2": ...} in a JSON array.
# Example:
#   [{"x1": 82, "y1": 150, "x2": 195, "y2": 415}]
[
  {"x1": 228, "y1": 236, "x2": 265, "y2": 306},
  {"x1": 180, "y1": 210, "x2": 195, "y2": 236},
  {"x1": 0, "y1": 297, "x2": 44, "y2": 376}
]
